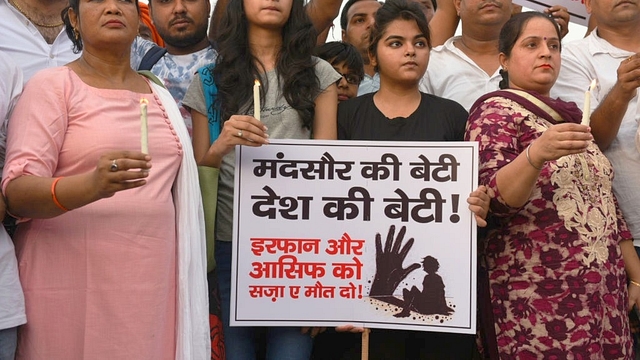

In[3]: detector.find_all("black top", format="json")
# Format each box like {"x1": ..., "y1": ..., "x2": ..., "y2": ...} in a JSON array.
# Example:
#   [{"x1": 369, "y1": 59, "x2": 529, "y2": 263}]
[{"x1": 338, "y1": 92, "x2": 468, "y2": 141}]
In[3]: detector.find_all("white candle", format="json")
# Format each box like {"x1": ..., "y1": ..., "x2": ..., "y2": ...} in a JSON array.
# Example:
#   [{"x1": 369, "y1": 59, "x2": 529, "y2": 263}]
[
  {"x1": 140, "y1": 98, "x2": 149, "y2": 154},
  {"x1": 253, "y1": 79, "x2": 260, "y2": 121},
  {"x1": 581, "y1": 79, "x2": 597, "y2": 126}
]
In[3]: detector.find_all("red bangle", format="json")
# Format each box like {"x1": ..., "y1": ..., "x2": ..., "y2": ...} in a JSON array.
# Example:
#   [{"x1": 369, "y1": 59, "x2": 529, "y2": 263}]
[{"x1": 51, "y1": 177, "x2": 69, "y2": 212}]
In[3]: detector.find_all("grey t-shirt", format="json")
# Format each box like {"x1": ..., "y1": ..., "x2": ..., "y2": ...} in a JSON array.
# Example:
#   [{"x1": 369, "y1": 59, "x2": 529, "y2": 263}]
[{"x1": 183, "y1": 58, "x2": 340, "y2": 242}]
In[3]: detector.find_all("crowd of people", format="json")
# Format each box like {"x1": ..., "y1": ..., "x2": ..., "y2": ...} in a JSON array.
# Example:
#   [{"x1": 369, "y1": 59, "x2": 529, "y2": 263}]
[{"x1": 1, "y1": 0, "x2": 640, "y2": 358}]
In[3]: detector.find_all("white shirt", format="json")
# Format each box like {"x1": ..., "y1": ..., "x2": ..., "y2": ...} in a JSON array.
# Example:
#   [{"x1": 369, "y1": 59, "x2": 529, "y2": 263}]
[
  {"x1": 0, "y1": 51, "x2": 26, "y2": 330},
  {"x1": 0, "y1": 0, "x2": 78, "y2": 83},
  {"x1": 420, "y1": 36, "x2": 502, "y2": 111},
  {"x1": 551, "y1": 29, "x2": 640, "y2": 246}
]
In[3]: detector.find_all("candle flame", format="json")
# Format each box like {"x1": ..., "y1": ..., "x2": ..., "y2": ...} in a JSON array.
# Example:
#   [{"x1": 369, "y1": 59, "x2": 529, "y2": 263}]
[
  {"x1": 140, "y1": 98, "x2": 149, "y2": 105},
  {"x1": 254, "y1": 79, "x2": 260, "y2": 86},
  {"x1": 589, "y1": 79, "x2": 596, "y2": 92}
]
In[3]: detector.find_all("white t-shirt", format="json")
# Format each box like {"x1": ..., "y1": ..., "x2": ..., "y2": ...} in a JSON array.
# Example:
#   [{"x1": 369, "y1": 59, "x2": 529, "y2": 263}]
[
  {"x1": 0, "y1": 51, "x2": 26, "y2": 330},
  {"x1": 420, "y1": 36, "x2": 502, "y2": 111},
  {"x1": 0, "y1": 0, "x2": 78, "y2": 83},
  {"x1": 130, "y1": 37, "x2": 218, "y2": 136},
  {"x1": 551, "y1": 29, "x2": 640, "y2": 246}
]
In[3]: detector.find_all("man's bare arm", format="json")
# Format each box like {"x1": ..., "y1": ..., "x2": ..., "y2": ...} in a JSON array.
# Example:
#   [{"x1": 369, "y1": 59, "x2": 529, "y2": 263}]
[{"x1": 429, "y1": 0, "x2": 459, "y2": 47}]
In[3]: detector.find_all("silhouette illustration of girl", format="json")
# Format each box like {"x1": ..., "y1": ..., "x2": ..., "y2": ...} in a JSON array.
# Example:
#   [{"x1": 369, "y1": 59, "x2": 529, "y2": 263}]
[{"x1": 395, "y1": 255, "x2": 453, "y2": 317}]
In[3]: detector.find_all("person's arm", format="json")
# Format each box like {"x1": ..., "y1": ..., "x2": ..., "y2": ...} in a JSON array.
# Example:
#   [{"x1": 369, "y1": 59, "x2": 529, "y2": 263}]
[
  {"x1": 2, "y1": 68, "x2": 150, "y2": 219},
  {"x1": 589, "y1": 56, "x2": 640, "y2": 150},
  {"x1": 495, "y1": 123, "x2": 592, "y2": 208},
  {"x1": 191, "y1": 110, "x2": 268, "y2": 168},
  {"x1": 191, "y1": 110, "x2": 218, "y2": 167},
  {"x1": 312, "y1": 84, "x2": 338, "y2": 140},
  {"x1": 305, "y1": 0, "x2": 342, "y2": 34},
  {"x1": 467, "y1": 99, "x2": 592, "y2": 209},
  {"x1": 316, "y1": 26, "x2": 331, "y2": 46},
  {"x1": 0, "y1": 54, "x2": 22, "y2": 222},
  {"x1": 551, "y1": 46, "x2": 613, "y2": 145},
  {"x1": 429, "y1": 0, "x2": 459, "y2": 47},
  {"x1": 621, "y1": 239, "x2": 640, "y2": 311},
  {"x1": 5, "y1": 152, "x2": 150, "y2": 218},
  {"x1": 184, "y1": 73, "x2": 268, "y2": 167}
]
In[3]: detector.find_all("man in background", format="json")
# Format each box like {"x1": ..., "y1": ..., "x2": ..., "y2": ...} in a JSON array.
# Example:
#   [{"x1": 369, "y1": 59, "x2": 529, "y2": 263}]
[{"x1": 131, "y1": 0, "x2": 215, "y2": 136}]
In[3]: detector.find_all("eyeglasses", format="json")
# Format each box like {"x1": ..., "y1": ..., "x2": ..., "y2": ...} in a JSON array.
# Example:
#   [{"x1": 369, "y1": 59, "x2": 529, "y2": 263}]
[{"x1": 335, "y1": 72, "x2": 362, "y2": 86}]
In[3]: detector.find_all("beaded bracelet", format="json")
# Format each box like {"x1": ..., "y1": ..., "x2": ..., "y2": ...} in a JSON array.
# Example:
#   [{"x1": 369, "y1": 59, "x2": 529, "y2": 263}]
[
  {"x1": 525, "y1": 144, "x2": 543, "y2": 171},
  {"x1": 51, "y1": 177, "x2": 69, "y2": 212}
]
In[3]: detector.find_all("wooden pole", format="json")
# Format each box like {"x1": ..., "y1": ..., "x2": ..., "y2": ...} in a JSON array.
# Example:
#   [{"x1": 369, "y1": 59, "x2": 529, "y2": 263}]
[{"x1": 361, "y1": 328, "x2": 370, "y2": 360}]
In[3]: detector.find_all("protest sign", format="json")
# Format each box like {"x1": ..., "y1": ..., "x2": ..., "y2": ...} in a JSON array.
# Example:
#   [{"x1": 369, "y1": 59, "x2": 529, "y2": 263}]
[{"x1": 231, "y1": 140, "x2": 478, "y2": 334}]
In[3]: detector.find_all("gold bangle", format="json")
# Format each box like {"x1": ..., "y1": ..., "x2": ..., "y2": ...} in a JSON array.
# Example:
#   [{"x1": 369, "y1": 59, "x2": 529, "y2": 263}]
[
  {"x1": 630, "y1": 280, "x2": 640, "y2": 288},
  {"x1": 526, "y1": 144, "x2": 543, "y2": 171}
]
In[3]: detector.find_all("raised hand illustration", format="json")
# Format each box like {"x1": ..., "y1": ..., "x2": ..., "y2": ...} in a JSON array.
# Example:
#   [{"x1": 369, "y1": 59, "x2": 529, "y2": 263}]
[{"x1": 369, "y1": 225, "x2": 421, "y2": 298}]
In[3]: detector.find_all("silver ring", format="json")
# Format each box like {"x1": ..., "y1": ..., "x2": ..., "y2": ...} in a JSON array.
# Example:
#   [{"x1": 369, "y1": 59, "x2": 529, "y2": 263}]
[
  {"x1": 237, "y1": 130, "x2": 243, "y2": 138},
  {"x1": 110, "y1": 159, "x2": 118, "y2": 172}
]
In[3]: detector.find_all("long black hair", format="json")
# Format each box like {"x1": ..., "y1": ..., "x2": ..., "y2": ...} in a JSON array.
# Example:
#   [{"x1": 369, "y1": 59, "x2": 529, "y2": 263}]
[{"x1": 214, "y1": 0, "x2": 320, "y2": 130}]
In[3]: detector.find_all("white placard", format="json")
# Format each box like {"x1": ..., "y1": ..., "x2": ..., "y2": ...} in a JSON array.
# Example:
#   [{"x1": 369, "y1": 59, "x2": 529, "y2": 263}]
[{"x1": 231, "y1": 140, "x2": 478, "y2": 334}]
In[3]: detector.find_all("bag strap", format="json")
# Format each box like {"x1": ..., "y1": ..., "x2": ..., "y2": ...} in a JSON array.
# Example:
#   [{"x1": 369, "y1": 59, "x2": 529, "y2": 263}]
[
  {"x1": 197, "y1": 64, "x2": 221, "y2": 144},
  {"x1": 138, "y1": 45, "x2": 168, "y2": 71},
  {"x1": 137, "y1": 70, "x2": 165, "y2": 88}
]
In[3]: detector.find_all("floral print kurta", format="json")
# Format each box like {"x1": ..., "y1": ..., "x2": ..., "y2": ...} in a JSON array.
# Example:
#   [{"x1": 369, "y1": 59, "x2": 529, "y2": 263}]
[{"x1": 466, "y1": 92, "x2": 633, "y2": 359}]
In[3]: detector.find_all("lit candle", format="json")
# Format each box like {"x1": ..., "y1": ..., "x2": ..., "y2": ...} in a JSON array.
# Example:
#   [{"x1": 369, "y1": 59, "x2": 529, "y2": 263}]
[
  {"x1": 581, "y1": 79, "x2": 597, "y2": 126},
  {"x1": 253, "y1": 79, "x2": 260, "y2": 121},
  {"x1": 140, "y1": 98, "x2": 149, "y2": 154}
]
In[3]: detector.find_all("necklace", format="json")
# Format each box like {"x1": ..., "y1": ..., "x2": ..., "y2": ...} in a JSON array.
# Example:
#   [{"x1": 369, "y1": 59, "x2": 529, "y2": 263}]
[{"x1": 9, "y1": 0, "x2": 64, "y2": 28}]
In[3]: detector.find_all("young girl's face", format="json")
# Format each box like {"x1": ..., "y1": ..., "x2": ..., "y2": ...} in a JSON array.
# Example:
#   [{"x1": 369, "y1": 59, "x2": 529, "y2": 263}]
[
  {"x1": 332, "y1": 60, "x2": 361, "y2": 102},
  {"x1": 243, "y1": 0, "x2": 293, "y2": 29},
  {"x1": 370, "y1": 19, "x2": 429, "y2": 86}
]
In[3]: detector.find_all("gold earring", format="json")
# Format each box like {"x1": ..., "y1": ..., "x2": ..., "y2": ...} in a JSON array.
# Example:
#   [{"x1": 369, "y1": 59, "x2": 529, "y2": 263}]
[{"x1": 73, "y1": 27, "x2": 79, "y2": 40}]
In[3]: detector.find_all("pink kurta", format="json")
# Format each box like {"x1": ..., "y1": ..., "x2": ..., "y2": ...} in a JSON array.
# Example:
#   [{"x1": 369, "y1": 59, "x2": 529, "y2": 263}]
[{"x1": 2, "y1": 67, "x2": 184, "y2": 359}]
